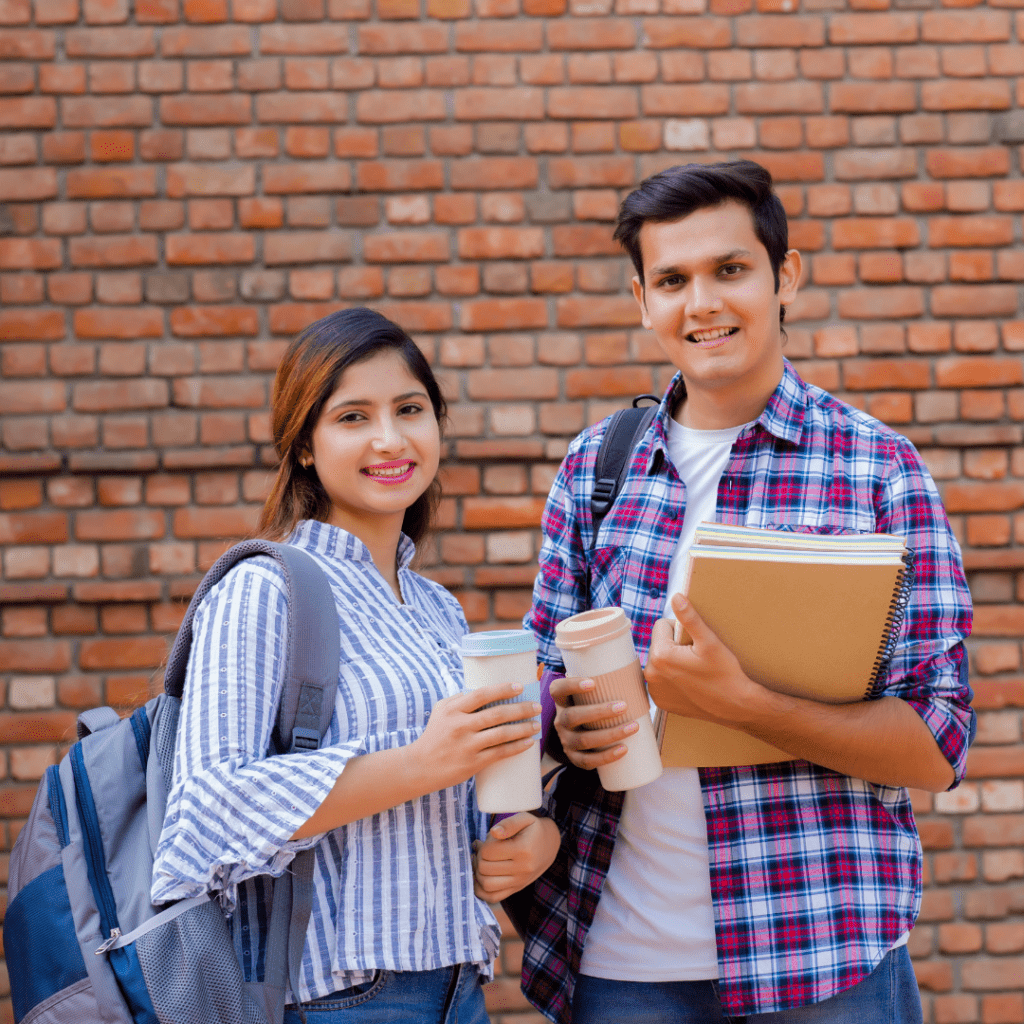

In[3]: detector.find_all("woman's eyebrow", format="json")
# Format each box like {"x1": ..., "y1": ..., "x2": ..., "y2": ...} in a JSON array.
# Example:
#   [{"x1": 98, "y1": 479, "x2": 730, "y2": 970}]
[{"x1": 325, "y1": 390, "x2": 428, "y2": 413}]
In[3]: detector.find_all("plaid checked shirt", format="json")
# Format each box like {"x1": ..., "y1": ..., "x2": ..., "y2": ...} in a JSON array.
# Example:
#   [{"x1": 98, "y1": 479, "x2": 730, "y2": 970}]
[{"x1": 518, "y1": 361, "x2": 974, "y2": 1020}]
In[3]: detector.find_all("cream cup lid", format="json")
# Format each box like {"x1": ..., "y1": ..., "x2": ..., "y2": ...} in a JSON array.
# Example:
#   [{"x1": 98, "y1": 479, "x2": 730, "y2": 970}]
[{"x1": 554, "y1": 607, "x2": 630, "y2": 650}]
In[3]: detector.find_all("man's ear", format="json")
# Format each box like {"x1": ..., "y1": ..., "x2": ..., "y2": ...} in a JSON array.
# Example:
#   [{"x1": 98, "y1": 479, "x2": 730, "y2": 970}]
[
  {"x1": 631, "y1": 275, "x2": 651, "y2": 330},
  {"x1": 778, "y1": 249, "x2": 802, "y2": 308}
]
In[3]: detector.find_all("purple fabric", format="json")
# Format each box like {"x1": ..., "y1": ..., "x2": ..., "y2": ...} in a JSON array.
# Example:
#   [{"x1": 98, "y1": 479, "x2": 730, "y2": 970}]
[
  {"x1": 490, "y1": 668, "x2": 563, "y2": 827},
  {"x1": 539, "y1": 665, "x2": 560, "y2": 748}
]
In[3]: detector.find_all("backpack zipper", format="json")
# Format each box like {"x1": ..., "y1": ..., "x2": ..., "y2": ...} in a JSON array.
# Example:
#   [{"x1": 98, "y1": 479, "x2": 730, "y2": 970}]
[
  {"x1": 129, "y1": 707, "x2": 151, "y2": 770},
  {"x1": 69, "y1": 743, "x2": 122, "y2": 949},
  {"x1": 94, "y1": 929, "x2": 122, "y2": 955},
  {"x1": 46, "y1": 763, "x2": 71, "y2": 849}
]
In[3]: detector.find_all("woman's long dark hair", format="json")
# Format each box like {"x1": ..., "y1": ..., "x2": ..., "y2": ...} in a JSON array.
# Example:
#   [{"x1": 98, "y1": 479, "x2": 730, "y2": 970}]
[{"x1": 256, "y1": 307, "x2": 447, "y2": 545}]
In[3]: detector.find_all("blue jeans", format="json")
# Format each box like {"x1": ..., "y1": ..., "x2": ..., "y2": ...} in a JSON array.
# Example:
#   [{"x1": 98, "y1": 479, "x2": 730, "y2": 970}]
[
  {"x1": 282, "y1": 965, "x2": 488, "y2": 1024},
  {"x1": 573, "y1": 946, "x2": 923, "y2": 1024}
]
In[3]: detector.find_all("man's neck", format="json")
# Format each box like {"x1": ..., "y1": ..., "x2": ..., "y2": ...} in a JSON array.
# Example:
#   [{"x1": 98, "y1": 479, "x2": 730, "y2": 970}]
[{"x1": 673, "y1": 362, "x2": 784, "y2": 430}]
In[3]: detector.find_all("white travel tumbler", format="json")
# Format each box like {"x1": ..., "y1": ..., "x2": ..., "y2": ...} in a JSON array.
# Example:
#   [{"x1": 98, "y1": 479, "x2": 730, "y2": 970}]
[
  {"x1": 460, "y1": 629, "x2": 543, "y2": 813},
  {"x1": 554, "y1": 607, "x2": 663, "y2": 792}
]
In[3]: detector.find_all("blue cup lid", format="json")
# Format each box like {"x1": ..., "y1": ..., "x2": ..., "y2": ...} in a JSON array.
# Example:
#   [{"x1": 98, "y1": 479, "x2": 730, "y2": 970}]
[{"x1": 460, "y1": 629, "x2": 537, "y2": 657}]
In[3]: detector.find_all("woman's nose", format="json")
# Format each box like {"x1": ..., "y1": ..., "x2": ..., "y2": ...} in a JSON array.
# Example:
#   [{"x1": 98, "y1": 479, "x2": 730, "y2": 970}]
[{"x1": 371, "y1": 415, "x2": 403, "y2": 451}]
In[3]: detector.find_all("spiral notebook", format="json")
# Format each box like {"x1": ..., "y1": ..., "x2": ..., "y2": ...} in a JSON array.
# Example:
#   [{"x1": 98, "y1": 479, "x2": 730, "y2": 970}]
[{"x1": 656, "y1": 523, "x2": 914, "y2": 768}]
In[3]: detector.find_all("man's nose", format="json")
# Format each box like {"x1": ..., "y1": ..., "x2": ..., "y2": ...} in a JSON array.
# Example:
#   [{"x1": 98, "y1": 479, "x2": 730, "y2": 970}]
[{"x1": 686, "y1": 276, "x2": 723, "y2": 316}]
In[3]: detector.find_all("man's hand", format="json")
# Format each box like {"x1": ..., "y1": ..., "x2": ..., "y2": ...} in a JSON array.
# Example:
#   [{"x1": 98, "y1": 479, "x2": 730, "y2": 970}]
[
  {"x1": 473, "y1": 812, "x2": 561, "y2": 903},
  {"x1": 549, "y1": 675, "x2": 639, "y2": 771},
  {"x1": 648, "y1": 594, "x2": 956, "y2": 791},
  {"x1": 645, "y1": 593, "x2": 761, "y2": 724}
]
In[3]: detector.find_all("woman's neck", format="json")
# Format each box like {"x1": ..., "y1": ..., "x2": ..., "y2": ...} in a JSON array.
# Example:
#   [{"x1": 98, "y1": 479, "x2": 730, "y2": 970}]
[{"x1": 326, "y1": 512, "x2": 405, "y2": 602}]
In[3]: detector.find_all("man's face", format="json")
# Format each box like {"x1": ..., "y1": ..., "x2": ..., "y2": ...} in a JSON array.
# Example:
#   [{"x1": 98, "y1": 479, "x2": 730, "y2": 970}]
[{"x1": 632, "y1": 201, "x2": 801, "y2": 402}]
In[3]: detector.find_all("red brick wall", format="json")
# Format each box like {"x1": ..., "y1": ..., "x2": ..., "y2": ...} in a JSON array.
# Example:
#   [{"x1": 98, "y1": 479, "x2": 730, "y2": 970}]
[{"x1": 2, "y1": 0, "x2": 1023, "y2": 1020}]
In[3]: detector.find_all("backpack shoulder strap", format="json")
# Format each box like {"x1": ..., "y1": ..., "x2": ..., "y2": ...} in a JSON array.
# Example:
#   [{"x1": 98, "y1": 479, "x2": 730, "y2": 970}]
[
  {"x1": 589, "y1": 398, "x2": 659, "y2": 551},
  {"x1": 162, "y1": 540, "x2": 339, "y2": 1024},
  {"x1": 163, "y1": 539, "x2": 338, "y2": 753}
]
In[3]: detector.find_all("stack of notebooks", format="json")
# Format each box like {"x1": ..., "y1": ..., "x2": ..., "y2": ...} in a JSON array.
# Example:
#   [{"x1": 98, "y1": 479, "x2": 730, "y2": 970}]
[{"x1": 656, "y1": 522, "x2": 914, "y2": 768}]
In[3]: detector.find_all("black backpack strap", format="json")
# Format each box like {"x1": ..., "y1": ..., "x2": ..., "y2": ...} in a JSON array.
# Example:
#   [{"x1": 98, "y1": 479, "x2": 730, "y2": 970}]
[{"x1": 589, "y1": 397, "x2": 660, "y2": 551}]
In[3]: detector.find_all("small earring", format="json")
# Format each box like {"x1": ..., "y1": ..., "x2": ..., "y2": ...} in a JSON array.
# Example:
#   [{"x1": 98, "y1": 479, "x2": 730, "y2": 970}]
[{"x1": 299, "y1": 457, "x2": 311, "y2": 469}]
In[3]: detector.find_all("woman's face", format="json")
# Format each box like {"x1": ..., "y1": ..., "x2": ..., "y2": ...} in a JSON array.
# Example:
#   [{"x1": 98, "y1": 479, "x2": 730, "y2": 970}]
[{"x1": 306, "y1": 349, "x2": 441, "y2": 536}]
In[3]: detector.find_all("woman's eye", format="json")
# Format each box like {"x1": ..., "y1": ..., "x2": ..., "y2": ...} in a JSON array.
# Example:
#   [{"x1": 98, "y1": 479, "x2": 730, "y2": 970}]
[
  {"x1": 338, "y1": 411, "x2": 365, "y2": 424},
  {"x1": 398, "y1": 403, "x2": 424, "y2": 416}
]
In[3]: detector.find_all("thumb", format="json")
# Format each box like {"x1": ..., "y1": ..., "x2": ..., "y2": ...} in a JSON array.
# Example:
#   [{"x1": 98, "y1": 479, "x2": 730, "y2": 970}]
[
  {"x1": 670, "y1": 593, "x2": 713, "y2": 648},
  {"x1": 488, "y1": 811, "x2": 535, "y2": 841}
]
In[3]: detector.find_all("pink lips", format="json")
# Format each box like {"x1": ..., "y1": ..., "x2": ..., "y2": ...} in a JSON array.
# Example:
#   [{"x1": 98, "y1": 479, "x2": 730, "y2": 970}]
[{"x1": 361, "y1": 460, "x2": 415, "y2": 485}]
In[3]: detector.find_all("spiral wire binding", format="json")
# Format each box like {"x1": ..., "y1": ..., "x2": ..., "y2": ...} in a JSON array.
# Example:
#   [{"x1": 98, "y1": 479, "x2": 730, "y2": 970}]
[{"x1": 867, "y1": 548, "x2": 916, "y2": 698}]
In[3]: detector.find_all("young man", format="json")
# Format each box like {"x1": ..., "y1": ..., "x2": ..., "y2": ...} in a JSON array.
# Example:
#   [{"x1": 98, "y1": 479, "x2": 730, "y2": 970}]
[{"x1": 513, "y1": 161, "x2": 974, "y2": 1023}]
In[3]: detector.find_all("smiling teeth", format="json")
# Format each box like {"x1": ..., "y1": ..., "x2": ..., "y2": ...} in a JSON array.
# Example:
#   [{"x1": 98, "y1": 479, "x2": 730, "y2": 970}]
[
  {"x1": 365, "y1": 465, "x2": 410, "y2": 477},
  {"x1": 689, "y1": 327, "x2": 735, "y2": 342}
]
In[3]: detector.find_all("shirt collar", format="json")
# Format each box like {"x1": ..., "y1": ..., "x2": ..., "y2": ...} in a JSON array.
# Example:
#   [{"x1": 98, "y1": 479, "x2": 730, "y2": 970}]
[
  {"x1": 647, "y1": 358, "x2": 807, "y2": 471},
  {"x1": 290, "y1": 518, "x2": 417, "y2": 569}
]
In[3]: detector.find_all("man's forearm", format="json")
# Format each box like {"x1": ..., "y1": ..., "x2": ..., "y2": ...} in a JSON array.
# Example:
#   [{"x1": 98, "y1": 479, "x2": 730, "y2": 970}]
[{"x1": 731, "y1": 687, "x2": 955, "y2": 792}]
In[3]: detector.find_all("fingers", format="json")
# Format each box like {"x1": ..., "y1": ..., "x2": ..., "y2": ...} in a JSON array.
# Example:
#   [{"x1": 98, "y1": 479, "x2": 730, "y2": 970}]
[
  {"x1": 474, "y1": 718, "x2": 541, "y2": 754},
  {"x1": 559, "y1": 737, "x2": 630, "y2": 770},
  {"x1": 487, "y1": 811, "x2": 535, "y2": 842},
  {"x1": 650, "y1": 616, "x2": 678, "y2": 651},
  {"x1": 455, "y1": 681, "x2": 526, "y2": 712},
  {"x1": 558, "y1": 700, "x2": 628, "y2": 732},
  {"x1": 474, "y1": 876, "x2": 518, "y2": 903},
  {"x1": 548, "y1": 675, "x2": 593, "y2": 707}
]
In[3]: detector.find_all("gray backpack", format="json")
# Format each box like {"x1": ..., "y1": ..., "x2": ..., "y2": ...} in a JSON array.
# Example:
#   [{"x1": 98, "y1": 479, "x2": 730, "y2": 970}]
[{"x1": 4, "y1": 541, "x2": 340, "y2": 1024}]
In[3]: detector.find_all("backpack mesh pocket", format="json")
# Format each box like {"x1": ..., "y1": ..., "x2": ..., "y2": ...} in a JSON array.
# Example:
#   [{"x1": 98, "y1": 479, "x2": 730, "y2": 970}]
[{"x1": 134, "y1": 898, "x2": 268, "y2": 1024}]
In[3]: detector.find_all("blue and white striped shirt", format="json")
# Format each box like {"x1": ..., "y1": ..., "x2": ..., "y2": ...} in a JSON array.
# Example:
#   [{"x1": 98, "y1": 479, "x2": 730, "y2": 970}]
[{"x1": 152, "y1": 519, "x2": 500, "y2": 1002}]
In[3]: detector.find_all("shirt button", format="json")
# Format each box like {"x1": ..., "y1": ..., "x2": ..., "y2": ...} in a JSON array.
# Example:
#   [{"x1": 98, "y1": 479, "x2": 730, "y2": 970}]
[{"x1": 649, "y1": 586, "x2": 661, "y2": 598}]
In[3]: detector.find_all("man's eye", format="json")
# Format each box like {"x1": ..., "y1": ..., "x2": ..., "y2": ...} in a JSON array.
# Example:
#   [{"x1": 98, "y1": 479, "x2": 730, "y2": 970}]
[{"x1": 720, "y1": 264, "x2": 743, "y2": 276}]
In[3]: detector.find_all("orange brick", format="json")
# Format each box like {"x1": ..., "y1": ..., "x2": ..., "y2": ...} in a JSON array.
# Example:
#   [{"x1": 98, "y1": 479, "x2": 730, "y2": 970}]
[
  {"x1": 166, "y1": 232, "x2": 255, "y2": 265},
  {"x1": 922, "y1": 80, "x2": 1011, "y2": 111}
]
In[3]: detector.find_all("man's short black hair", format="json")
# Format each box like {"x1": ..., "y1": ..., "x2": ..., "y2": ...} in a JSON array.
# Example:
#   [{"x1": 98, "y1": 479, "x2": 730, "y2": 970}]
[{"x1": 614, "y1": 160, "x2": 789, "y2": 292}]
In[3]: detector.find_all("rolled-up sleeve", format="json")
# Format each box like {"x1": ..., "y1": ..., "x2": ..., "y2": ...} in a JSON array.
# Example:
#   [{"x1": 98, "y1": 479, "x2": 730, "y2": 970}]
[
  {"x1": 151, "y1": 558, "x2": 360, "y2": 905},
  {"x1": 878, "y1": 437, "x2": 975, "y2": 787}
]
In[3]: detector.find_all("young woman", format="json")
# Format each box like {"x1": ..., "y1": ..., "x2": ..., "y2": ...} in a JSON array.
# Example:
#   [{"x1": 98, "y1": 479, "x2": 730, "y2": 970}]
[{"x1": 152, "y1": 308, "x2": 559, "y2": 1023}]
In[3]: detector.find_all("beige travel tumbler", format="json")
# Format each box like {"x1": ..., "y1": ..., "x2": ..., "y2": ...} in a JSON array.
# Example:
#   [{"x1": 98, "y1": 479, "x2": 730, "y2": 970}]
[
  {"x1": 460, "y1": 629, "x2": 543, "y2": 813},
  {"x1": 554, "y1": 607, "x2": 663, "y2": 791}
]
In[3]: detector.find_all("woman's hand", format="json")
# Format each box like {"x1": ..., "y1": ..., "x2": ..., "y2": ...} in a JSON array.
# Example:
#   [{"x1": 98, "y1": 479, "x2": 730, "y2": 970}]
[
  {"x1": 411, "y1": 682, "x2": 542, "y2": 793},
  {"x1": 548, "y1": 675, "x2": 638, "y2": 772},
  {"x1": 473, "y1": 812, "x2": 561, "y2": 903}
]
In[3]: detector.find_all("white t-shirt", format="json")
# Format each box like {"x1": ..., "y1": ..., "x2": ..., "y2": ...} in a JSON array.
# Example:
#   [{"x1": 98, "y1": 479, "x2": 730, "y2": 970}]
[
  {"x1": 579, "y1": 417, "x2": 749, "y2": 982},
  {"x1": 579, "y1": 416, "x2": 910, "y2": 981}
]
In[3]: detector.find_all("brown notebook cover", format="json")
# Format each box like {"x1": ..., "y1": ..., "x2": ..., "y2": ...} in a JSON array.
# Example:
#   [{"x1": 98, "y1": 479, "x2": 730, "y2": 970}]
[{"x1": 658, "y1": 546, "x2": 909, "y2": 769}]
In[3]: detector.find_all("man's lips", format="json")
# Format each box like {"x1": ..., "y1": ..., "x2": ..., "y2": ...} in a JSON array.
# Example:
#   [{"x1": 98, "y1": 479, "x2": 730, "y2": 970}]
[{"x1": 686, "y1": 326, "x2": 739, "y2": 344}]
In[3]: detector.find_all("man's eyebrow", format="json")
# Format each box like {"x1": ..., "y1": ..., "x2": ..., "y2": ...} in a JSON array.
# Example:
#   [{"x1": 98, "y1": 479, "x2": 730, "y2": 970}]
[{"x1": 649, "y1": 248, "x2": 753, "y2": 277}]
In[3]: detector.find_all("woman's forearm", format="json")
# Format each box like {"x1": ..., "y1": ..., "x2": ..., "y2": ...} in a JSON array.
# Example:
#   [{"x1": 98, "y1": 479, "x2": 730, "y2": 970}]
[{"x1": 291, "y1": 745, "x2": 427, "y2": 840}]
